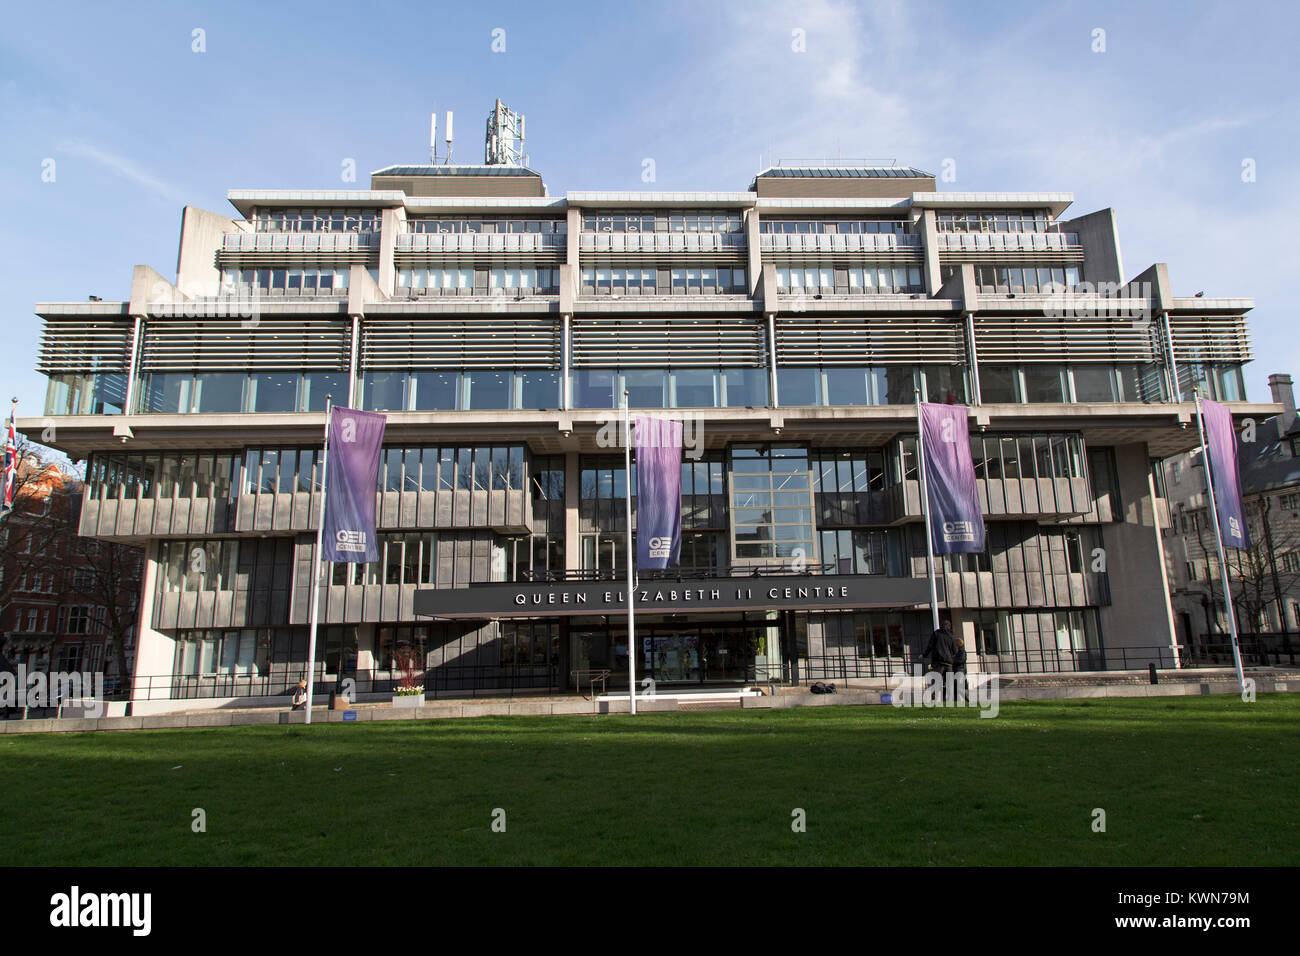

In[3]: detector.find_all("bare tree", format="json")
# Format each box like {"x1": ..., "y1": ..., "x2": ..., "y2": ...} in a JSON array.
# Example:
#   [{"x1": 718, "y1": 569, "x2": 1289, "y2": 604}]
[
  {"x1": 1, "y1": 438, "x2": 142, "y2": 689},
  {"x1": 1220, "y1": 498, "x2": 1300, "y2": 662},
  {"x1": 67, "y1": 534, "x2": 143, "y2": 693}
]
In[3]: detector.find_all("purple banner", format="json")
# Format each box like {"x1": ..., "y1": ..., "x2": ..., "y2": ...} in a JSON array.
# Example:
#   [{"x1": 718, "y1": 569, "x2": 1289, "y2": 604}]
[
  {"x1": 322, "y1": 407, "x2": 387, "y2": 563},
  {"x1": 634, "y1": 416, "x2": 682, "y2": 569},
  {"x1": 920, "y1": 403, "x2": 986, "y2": 555},
  {"x1": 1200, "y1": 398, "x2": 1250, "y2": 550}
]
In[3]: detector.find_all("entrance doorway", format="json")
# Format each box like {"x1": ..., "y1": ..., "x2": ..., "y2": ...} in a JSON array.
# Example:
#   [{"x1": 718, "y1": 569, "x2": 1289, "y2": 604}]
[{"x1": 567, "y1": 615, "x2": 777, "y2": 687}]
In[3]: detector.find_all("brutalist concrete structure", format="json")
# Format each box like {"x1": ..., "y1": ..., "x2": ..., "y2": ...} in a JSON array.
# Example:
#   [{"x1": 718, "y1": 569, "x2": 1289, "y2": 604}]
[{"x1": 27, "y1": 151, "x2": 1272, "y2": 714}]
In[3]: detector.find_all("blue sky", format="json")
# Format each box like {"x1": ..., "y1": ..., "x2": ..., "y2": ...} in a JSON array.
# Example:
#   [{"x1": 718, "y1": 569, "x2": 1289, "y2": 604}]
[{"x1": 2, "y1": 0, "x2": 1296, "y2": 419}]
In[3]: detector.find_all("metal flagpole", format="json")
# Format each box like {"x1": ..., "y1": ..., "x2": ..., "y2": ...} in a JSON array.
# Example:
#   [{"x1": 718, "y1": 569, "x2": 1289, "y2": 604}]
[
  {"x1": 1193, "y1": 390, "x2": 1247, "y2": 694},
  {"x1": 304, "y1": 396, "x2": 333, "y2": 724},
  {"x1": 914, "y1": 389, "x2": 940, "y2": 632},
  {"x1": 623, "y1": 391, "x2": 636, "y2": 715}
]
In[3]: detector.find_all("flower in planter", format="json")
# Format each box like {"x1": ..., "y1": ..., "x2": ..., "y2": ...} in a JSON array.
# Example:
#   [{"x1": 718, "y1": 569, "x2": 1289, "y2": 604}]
[{"x1": 393, "y1": 647, "x2": 426, "y2": 697}]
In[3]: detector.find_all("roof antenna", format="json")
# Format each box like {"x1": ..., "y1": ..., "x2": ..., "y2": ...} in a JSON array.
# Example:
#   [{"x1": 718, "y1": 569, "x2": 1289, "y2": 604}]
[
  {"x1": 444, "y1": 110, "x2": 454, "y2": 164},
  {"x1": 429, "y1": 111, "x2": 438, "y2": 164},
  {"x1": 485, "y1": 98, "x2": 527, "y2": 166}
]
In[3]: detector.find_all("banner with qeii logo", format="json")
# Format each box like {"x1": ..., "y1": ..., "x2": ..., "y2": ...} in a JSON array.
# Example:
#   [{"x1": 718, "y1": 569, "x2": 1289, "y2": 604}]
[
  {"x1": 323, "y1": 407, "x2": 387, "y2": 563},
  {"x1": 920, "y1": 402, "x2": 987, "y2": 555},
  {"x1": 1200, "y1": 398, "x2": 1250, "y2": 550},
  {"x1": 634, "y1": 416, "x2": 682, "y2": 569}
]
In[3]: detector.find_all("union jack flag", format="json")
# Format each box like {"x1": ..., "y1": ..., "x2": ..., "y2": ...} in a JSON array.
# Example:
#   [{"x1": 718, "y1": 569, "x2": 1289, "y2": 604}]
[{"x1": 2, "y1": 407, "x2": 16, "y2": 512}]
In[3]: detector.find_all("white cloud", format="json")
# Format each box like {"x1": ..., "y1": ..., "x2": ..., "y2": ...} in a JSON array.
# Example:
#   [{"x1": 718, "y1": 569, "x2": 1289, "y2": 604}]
[{"x1": 57, "y1": 139, "x2": 190, "y2": 204}]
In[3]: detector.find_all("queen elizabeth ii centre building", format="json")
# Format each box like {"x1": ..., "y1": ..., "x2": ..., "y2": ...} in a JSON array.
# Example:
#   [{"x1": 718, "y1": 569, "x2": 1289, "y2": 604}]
[{"x1": 27, "y1": 116, "x2": 1271, "y2": 713}]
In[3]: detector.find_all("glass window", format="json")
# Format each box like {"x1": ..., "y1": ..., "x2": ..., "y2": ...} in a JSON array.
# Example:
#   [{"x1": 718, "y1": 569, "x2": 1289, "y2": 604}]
[
  {"x1": 384, "y1": 448, "x2": 403, "y2": 492},
  {"x1": 363, "y1": 372, "x2": 407, "y2": 412},
  {"x1": 622, "y1": 369, "x2": 667, "y2": 408},
  {"x1": 250, "y1": 373, "x2": 297, "y2": 413},
  {"x1": 464, "y1": 370, "x2": 512, "y2": 410},
  {"x1": 519, "y1": 370, "x2": 559, "y2": 409},
  {"x1": 1071, "y1": 365, "x2": 1117, "y2": 403},
  {"x1": 777, "y1": 368, "x2": 819, "y2": 406},
  {"x1": 878, "y1": 367, "x2": 916, "y2": 405},
  {"x1": 1022, "y1": 365, "x2": 1066, "y2": 403},
  {"x1": 672, "y1": 368, "x2": 716, "y2": 407},
  {"x1": 574, "y1": 369, "x2": 616, "y2": 409},
  {"x1": 979, "y1": 365, "x2": 1018, "y2": 403},
  {"x1": 921, "y1": 365, "x2": 964, "y2": 404},
  {"x1": 192, "y1": 373, "x2": 244, "y2": 414},
  {"x1": 409, "y1": 371, "x2": 459, "y2": 411},
  {"x1": 300, "y1": 371, "x2": 348, "y2": 412},
  {"x1": 824, "y1": 367, "x2": 868, "y2": 406},
  {"x1": 721, "y1": 368, "x2": 767, "y2": 407}
]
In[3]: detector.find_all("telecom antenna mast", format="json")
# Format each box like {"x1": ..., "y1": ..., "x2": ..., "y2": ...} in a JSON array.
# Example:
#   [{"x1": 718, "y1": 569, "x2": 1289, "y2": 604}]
[{"x1": 484, "y1": 98, "x2": 526, "y2": 166}]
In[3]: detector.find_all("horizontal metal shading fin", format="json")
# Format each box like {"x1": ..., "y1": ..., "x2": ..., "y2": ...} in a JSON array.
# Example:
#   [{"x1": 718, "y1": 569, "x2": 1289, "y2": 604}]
[
  {"x1": 37, "y1": 317, "x2": 133, "y2": 374},
  {"x1": 139, "y1": 319, "x2": 350, "y2": 372},
  {"x1": 973, "y1": 319, "x2": 1159, "y2": 363},
  {"x1": 775, "y1": 318, "x2": 964, "y2": 365},
  {"x1": 570, "y1": 318, "x2": 766, "y2": 368},
  {"x1": 360, "y1": 317, "x2": 561, "y2": 370},
  {"x1": 1167, "y1": 316, "x2": 1252, "y2": 364}
]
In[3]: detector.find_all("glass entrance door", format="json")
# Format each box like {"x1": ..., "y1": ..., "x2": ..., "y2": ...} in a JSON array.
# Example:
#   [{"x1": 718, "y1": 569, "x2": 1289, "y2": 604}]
[{"x1": 643, "y1": 633, "x2": 701, "y2": 683}]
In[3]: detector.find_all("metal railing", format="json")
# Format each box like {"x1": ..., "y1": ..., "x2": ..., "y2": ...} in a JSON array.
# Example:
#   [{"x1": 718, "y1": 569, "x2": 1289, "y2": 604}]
[
  {"x1": 133, "y1": 665, "x2": 560, "y2": 703},
  {"x1": 1184, "y1": 637, "x2": 1295, "y2": 668},
  {"x1": 523, "y1": 565, "x2": 839, "y2": 583},
  {"x1": 795, "y1": 644, "x2": 1200, "y2": 682}
]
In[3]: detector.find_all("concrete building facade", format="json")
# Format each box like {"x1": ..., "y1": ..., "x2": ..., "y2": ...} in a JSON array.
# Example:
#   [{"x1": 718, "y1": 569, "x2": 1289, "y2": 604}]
[{"x1": 25, "y1": 149, "x2": 1271, "y2": 713}]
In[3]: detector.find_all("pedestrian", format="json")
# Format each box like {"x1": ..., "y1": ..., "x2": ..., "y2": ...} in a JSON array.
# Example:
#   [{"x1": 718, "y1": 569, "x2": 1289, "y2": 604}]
[
  {"x1": 922, "y1": 618, "x2": 958, "y2": 702},
  {"x1": 291, "y1": 679, "x2": 308, "y2": 711},
  {"x1": 952, "y1": 636, "x2": 968, "y2": 703}
]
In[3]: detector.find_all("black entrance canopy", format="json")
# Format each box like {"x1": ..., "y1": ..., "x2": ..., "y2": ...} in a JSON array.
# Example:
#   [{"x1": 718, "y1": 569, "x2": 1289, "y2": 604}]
[{"x1": 414, "y1": 574, "x2": 937, "y2": 620}]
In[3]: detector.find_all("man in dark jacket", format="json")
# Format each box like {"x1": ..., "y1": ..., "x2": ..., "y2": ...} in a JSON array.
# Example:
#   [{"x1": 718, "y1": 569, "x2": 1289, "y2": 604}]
[{"x1": 922, "y1": 619, "x2": 958, "y2": 701}]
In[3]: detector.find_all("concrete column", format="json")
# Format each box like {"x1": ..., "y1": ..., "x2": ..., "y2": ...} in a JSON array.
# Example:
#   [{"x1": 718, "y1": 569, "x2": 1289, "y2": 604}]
[
  {"x1": 566, "y1": 207, "x2": 581, "y2": 302},
  {"x1": 919, "y1": 209, "x2": 941, "y2": 296},
  {"x1": 378, "y1": 207, "x2": 399, "y2": 296},
  {"x1": 745, "y1": 207, "x2": 762, "y2": 300},
  {"x1": 129, "y1": 547, "x2": 177, "y2": 714},
  {"x1": 1096, "y1": 443, "x2": 1178, "y2": 665}
]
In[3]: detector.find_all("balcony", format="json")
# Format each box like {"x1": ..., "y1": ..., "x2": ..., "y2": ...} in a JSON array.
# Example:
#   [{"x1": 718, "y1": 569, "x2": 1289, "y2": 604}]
[
  {"x1": 397, "y1": 232, "x2": 565, "y2": 255},
  {"x1": 579, "y1": 232, "x2": 746, "y2": 255},
  {"x1": 759, "y1": 233, "x2": 921, "y2": 254},
  {"x1": 222, "y1": 232, "x2": 379, "y2": 254},
  {"x1": 935, "y1": 232, "x2": 1081, "y2": 254}
]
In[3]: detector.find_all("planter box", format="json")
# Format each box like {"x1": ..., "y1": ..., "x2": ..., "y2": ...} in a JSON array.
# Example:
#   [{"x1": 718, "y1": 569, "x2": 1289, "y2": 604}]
[{"x1": 391, "y1": 694, "x2": 425, "y2": 708}]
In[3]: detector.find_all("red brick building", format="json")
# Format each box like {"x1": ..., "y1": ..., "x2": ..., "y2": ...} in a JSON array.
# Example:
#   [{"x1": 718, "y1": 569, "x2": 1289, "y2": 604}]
[{"x1": 0, "y1": 459, "x2": 141, "y2": 692}]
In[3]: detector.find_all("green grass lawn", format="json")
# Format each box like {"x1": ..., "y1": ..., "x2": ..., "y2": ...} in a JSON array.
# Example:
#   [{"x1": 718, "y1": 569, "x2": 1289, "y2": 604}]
[{"x1": 1, "y1": 695, "x2": 1296, "y2": 866}]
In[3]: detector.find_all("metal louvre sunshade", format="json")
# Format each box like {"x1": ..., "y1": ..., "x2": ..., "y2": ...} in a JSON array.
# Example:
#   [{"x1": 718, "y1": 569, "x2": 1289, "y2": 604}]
[
  {"x1": 775, "y1": 318, "x2": 964, "y2": 365},
  {"x1": 570, "y1": 318, "x2": 766, "y2": 368},
  {"x1": 38, "y1": 317, "x2": 133, "y2": 374},
  {"x1": 973, "y1": 318, "x2": 1160, "y2": 363},
  {"x1": 1168, "y1": 315, "x2": 1252, "y2": 364},
  {"x1": 139, "y1": 319, "x2": 350, "y2": 372},
  {"x1": 361, "y1": 317, "x2": 560, "y2": 369}
]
